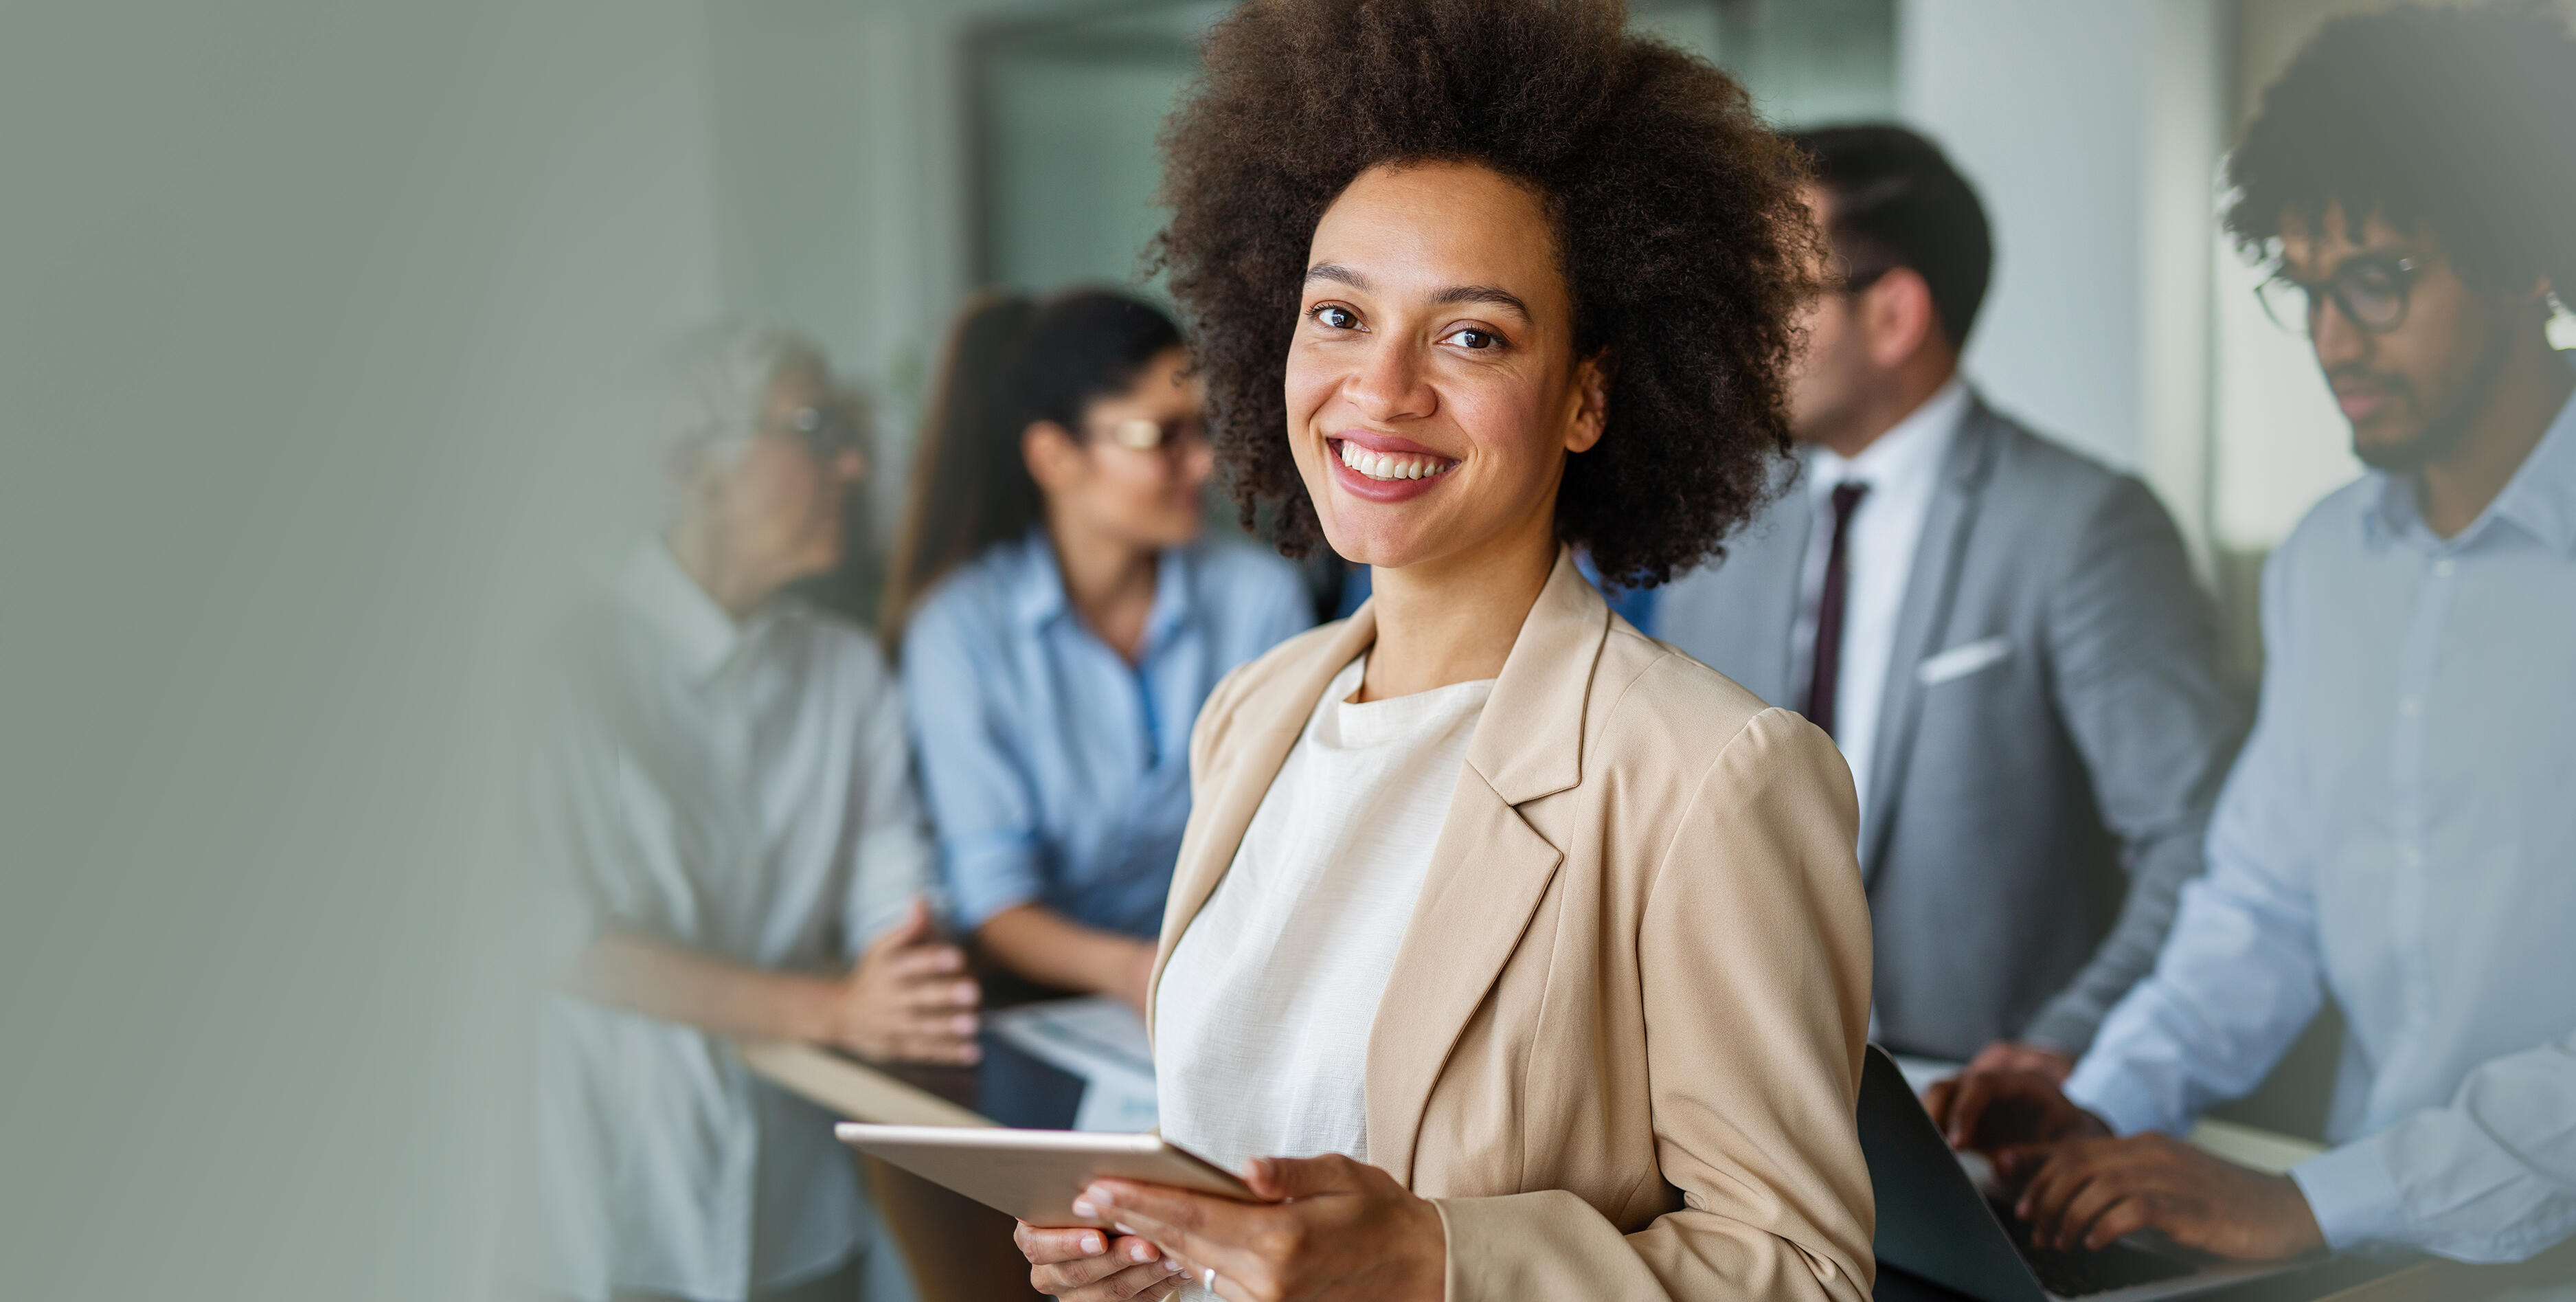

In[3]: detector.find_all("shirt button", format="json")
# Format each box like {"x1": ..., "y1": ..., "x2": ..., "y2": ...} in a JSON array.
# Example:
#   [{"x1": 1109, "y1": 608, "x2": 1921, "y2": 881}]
[
  {"x1": 2400, "y1": 846, "x2": 2424, "y2": 868},
  {"x1": 2399, "y1": 697, "x2": 2422, "y2": 718},
  {"x1": 2432, "y1": 558, "x2": 2456, "y2": 579}
]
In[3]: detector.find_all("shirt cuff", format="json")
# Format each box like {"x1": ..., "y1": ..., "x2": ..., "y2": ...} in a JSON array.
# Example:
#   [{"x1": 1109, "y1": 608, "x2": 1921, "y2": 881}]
[
  {"x1": 940, "y1": 833, "x2": 1046, "y2": 932},
  {"x1": 2063, "y1": 1058, "x2": 2169, "y2": 1137},
  {"x1": 2291, "y1": 1139, "x2": 2409, "y2": 1251}
]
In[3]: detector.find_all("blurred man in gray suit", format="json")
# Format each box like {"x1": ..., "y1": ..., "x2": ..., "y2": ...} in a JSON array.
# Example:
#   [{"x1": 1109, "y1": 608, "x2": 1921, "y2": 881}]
[{"x1": 1658, "y1": 125, "x2": 2244, "y2": 1075}]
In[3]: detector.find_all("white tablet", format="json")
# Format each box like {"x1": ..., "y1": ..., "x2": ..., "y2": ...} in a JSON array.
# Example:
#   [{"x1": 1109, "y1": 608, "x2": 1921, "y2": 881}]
[{"x1": 837, "y1": 1123, "x2": 1264, "y2": 1228}]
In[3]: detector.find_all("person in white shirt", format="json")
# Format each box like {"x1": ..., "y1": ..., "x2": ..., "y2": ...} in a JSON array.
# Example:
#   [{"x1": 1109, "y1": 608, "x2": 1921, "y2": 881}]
[
  {"x1": 1656, "y1": 125, "x2": 2241, "y2": 1072},
  {"x1": 526, "y1": 324, "x2": 979, "y2": 1302}
]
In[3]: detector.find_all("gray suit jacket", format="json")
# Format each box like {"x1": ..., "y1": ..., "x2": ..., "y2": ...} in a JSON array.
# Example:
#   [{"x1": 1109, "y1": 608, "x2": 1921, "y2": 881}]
[{"x1": 1658, "y1": 397, "x2": 2244, "y2": 1060}]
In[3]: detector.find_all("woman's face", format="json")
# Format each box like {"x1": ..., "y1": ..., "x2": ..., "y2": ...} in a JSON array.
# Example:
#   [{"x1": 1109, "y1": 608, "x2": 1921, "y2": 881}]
[
  {"x1": 1285, "y1": 160, "x2": 1607, "y2": 571},
  {"x1": 1028, "y1": 345, "x2": 1213, "y2": 552}
]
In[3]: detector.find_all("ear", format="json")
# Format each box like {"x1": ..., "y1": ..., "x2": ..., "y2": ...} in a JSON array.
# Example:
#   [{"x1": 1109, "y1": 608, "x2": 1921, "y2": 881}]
[
  {"x1": 1564, "y1": 350, "x2": 1614, "y2": 455},
  {"x1": 1859, "y1": 267, "x2": 1941, "y2": 370},
  {"x1": 1021, "y1": 420, "x2": 1082, "y2": 492}
]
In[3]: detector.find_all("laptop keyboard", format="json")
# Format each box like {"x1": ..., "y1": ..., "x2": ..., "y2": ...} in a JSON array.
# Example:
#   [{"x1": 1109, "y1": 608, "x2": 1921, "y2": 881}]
[{"x1": 1987, "y1": 1197, "x2": 2202, "y2": 1298}]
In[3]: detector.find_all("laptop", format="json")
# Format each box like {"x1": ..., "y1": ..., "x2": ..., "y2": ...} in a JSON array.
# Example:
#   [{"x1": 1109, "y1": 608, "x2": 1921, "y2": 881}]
[{"x1": 1858, "y1": 1045, "x2": 2305, "y2": 1301}]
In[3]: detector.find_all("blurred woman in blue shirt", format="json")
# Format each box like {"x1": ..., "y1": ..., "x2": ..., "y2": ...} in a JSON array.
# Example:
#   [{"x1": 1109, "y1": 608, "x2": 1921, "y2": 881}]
[{"x1": 886, "y1": 289, "x2": 1311, "y2": 1011}]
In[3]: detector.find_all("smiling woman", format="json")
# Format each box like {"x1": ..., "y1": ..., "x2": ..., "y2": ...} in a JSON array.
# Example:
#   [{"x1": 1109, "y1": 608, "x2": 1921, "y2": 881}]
[{"x1": 1008, "y1": 2, "x2": 1876, "y2": 1301}]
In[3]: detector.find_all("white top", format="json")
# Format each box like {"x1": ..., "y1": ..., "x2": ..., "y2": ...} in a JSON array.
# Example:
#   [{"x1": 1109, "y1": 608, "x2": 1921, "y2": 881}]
[
  {"x1": 1155, "y1": 654, "x2": 1493, "y2": 1181},
  {"x1": 1789, "y1": 377, "x2": 1970, "y2": 816},
  {"x1": 526, "y1": 542, "x2": 937, "y2": 1302}
]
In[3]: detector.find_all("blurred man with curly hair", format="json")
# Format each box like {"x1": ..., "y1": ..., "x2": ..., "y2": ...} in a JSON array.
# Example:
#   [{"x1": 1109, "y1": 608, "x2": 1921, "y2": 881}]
[{"x1": 1934, "y1": 1, "x2": 2576, "y2": 1267}]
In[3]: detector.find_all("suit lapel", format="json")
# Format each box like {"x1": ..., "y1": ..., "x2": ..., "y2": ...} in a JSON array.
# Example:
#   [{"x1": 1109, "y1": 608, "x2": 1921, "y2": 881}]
[
  {"x1": 1859, "y1": 401, "x2": 2000, "y2": 884},
  {"x1": 1364, "y1": 551, "x2": 1605, "y2": 1186},
  {"x1": 1147, "y1": 607, "x2": 1379, "y2": 1028}
]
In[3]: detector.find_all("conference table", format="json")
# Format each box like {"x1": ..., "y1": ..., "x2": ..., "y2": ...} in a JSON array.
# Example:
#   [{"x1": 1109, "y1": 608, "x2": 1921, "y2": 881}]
[{"x1": 742, "y1": 1028, "x2": 2575, "y2": 1302}]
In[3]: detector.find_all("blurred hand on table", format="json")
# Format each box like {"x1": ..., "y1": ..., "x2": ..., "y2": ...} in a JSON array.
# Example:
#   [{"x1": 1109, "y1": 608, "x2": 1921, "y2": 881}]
[{"x1": 829, "y1": 897, "x2": 982, "y2": 1065}]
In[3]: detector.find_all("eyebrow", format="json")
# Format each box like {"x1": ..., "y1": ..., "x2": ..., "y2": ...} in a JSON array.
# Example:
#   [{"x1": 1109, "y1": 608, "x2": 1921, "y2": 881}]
[{"x1": 1303, "y1": 263, "x2": 1534, "y2": 324}]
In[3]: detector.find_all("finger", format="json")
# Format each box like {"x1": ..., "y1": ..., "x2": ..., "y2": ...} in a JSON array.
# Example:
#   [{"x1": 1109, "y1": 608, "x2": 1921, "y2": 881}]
[
  {"x1": 1022, "y1": 1233, "x2": 1168, "y2": 1294},
  {"x1": 869, "y1": 897, "x2": 933, "y2": 953},
  {"x1": 1241, "y1": 1152, "x2": 1359, "y2": 1201},
  {"x1": 1017, "y1": 1223, "x2": 1112, "y2": 1266},
  {"x1": 881, "y1": 942, "x2": 969, "y2": 980},
  {"x1": 1993, "y1": 1143, "x2": 2057, "y2": 1187},
  {"x1": 2083, "y1": 1195, "x2": 2160, "y2": 1252},
  {"x1": 2055, "y1": 1167, "x2": 2144, "y2": 1251},
  {"x1": 1081, "y1": 1180, "x2": 1254, "y2": 1279},
  {"x1": 893, "y1": 998, "x2": 982, "y2": 1040},
  {"x1": 1944, "y1": 1074, "x2": 1998, "y2": 1149},
  {"x1": 1923, "y1": 1077, "x2": 1959, "y2": 1130},
  {"x1": 2014, "y1": 1146, "x2": 2092, "y2": 1239},
  {"x1": 897, "y1": 976, "x2": 983, "y2": 1013},
  {"x1": 896, "y1": 1029, "x2": 981, "y2": 1065},
  {"x1": 1059, "y1": 1259, "x2": 1187, "y2": 1299}
]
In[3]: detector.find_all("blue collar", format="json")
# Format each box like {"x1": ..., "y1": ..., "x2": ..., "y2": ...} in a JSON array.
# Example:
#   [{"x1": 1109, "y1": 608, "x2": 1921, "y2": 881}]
[
  {"x1": 1004, "y1": 528, "x2": 1199, "y2": 655},
  {"x1": 2364, "y1": 381, "x2": 2576, "y2": 556}
]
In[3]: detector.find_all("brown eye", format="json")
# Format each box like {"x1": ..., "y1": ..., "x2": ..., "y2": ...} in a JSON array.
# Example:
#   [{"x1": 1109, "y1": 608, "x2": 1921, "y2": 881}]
[
  {"x1": 1312, "y1": 304, "x2": 1359, "y2": 330},
  {"x1": 1442, "y1": 326, "x2": 1500, "y2": 350}
]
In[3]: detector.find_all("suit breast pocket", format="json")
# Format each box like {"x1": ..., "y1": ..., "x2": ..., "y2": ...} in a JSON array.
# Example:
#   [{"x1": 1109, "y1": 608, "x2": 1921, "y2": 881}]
[{"x1": 1916, "y1": 636, "x2": 2012, "y2": 687}]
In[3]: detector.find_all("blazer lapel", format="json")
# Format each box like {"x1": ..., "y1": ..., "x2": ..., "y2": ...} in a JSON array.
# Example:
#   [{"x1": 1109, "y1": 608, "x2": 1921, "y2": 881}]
[
  {"x1": 1859, "y1": 401, "x2": 2000, "y2": 884},
  {"x1": 1364, "y1": 550, "x2": 1604, "y2": 1185},
  {"x1": 1147, "y1": 606, "x2": 1379, "y2": 1029}
]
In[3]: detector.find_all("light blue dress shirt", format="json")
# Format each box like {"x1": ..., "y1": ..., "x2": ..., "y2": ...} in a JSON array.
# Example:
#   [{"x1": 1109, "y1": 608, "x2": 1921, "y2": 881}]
[
  {"x1": 2065, "y1": 388, "x2": 2576, "y2": 1264},
  {"x1": 901, "y1": 530, "x2": 1312, "y2": 939}
]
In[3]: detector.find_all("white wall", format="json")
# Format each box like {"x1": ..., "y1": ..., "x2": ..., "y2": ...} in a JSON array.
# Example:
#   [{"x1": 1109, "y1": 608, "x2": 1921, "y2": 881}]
[
  {"x1": 1899, "y1": 0, "x2": 2228, "y2": 558},
  {"x1": 0, "y1": 3, "x2": 730, "y2": 1299}
]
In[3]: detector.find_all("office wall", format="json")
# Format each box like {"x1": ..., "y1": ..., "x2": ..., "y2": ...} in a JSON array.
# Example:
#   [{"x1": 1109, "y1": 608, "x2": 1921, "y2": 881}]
[
  {"x1": 0, "y1": 3, "x2": 730, "y2": 1299},
  {"x1": 1898, "y1": 0, "x2": 2228, "y2": 559}
]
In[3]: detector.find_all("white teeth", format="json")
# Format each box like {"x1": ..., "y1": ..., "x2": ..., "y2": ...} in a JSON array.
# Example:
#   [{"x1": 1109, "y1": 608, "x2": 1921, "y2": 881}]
[{"x1": 1337, "y1": 440, "x2": 1451, "y2": 482}]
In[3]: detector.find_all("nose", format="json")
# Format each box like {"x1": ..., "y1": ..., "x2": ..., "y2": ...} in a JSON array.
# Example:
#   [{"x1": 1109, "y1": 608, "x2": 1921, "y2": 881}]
[
  {"x1": 1344, "y1": 335, "x2": 1436, "y2": 423},
  {"x1": 2309, "y1": 295, "x2": 2371, "y2": 372},
  {"x1": 828, "y1": 447, "x2": 866, "y2": 484},
  {"x1": 1178, "y1": 433, "x2": 1215, "y2": 489}
]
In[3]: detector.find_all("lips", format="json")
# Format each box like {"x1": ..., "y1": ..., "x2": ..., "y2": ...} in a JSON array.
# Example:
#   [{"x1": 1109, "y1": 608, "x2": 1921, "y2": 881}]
[
  {"x1": 1325, "y1": 431, "x2": 1459, "y2": 502},
  {"x1": 2329, "y1": 372, "x2": 2408, "y2": 424}
]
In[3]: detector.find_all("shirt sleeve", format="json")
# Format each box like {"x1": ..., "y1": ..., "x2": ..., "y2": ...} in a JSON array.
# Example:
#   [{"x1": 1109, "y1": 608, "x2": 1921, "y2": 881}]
[
  {"x1": 2289, "y1": 1029, "x2": 2576, "y2": 1263},
  {"x1": 517, "y1": 630, "x2": 647, "y2": 980},
  {"x1": 900, "y1": 598, "x2": 1049, "y2": 933},
  {"x1": 2021, "y1": 476, "x2": 2246, "y2": 1054},
  {"x1": 842, "y1": 642, "x2": 940, "y2": 954},
  {"x1": 2064, "y1": 545, "x2": 2327, "y2": 1137}
]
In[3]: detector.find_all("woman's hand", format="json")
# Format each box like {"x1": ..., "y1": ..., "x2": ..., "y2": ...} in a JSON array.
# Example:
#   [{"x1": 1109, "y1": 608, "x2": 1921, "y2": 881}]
[
  {"x1": 1015, "y1": 1224, "x2": 1192, "y2": 1300},
  {"x1": 1072, "y1": 1154, "x2": 1445, "y2": 1302}
]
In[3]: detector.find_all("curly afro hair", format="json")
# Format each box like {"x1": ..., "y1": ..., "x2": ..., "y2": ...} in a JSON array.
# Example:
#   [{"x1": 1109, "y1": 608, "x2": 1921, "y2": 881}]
[
  {"x1": 1151, "y1": 0, "x2": 1818, "y2": 587},
  {"x1": 2226, "y1": 1, "x2": 2576, "y2": 304}
]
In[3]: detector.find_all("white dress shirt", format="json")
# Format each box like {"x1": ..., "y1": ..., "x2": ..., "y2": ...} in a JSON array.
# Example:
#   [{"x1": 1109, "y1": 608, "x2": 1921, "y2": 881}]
[
  {"x1": 1792, "y1": 378, "x2": 1971, "y2": 816},
  {"x1": 1156, "y1": 655, "x2": 1491, "y2": 1302},
  {"x1": 2066, "y1": 388, "x2": 2576, "y2": 1264},
  {"x1": 527, "y1": 542, "x2": 938, "y2": 1301}
]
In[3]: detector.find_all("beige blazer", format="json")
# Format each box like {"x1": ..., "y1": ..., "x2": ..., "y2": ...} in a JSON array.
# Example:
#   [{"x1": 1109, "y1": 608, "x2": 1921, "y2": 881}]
[{"x1": 1147, "y1": 550, "x2": 1877, "y2": 1301}]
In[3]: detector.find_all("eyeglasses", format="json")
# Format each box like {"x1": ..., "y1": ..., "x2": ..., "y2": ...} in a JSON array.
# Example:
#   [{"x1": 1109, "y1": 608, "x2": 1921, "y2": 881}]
[
  {"x1": 2255, "y1": 254, "x2": 2424, "y2": 335},
  {"x1": 1098, "y1": 415, "x2": 1207, "y2": 455},
  {"x1": 769, "y1": 404, "x2": 863, "y2": 458}
]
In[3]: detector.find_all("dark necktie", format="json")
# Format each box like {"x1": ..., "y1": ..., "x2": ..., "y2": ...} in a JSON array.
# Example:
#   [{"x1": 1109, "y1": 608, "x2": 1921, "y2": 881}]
[{"x1": 1804, "y1": 481, "x2": 1870, "y2": 739}]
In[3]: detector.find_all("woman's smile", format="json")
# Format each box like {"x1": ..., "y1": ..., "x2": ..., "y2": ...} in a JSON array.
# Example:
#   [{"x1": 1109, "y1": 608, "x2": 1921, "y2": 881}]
[{"x1": 1327, "y1": 429, "x2": 1460, "y2": 502}]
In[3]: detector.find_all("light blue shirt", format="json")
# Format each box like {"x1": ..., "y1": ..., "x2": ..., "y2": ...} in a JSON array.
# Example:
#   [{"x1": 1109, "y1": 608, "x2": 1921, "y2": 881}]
[
  {"x1": 901, "y1": 530, "x2": 1312, "y2": 938},
  {"x1": 2066, "y1": 386, "x2": 2576, "y2": 1264}
]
